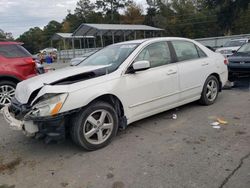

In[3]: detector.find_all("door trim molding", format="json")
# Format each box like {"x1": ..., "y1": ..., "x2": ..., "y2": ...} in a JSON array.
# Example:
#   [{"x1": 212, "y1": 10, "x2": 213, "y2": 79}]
[{"x1": 129, "y1": 91, "x2": 180, "y2": 108}]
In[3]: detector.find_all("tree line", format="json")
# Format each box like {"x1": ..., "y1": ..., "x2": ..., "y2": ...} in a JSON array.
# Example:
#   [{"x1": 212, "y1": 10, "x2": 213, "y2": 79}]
[{"x1": 1, "y1": 0, "x2": 249, "y2": 54}]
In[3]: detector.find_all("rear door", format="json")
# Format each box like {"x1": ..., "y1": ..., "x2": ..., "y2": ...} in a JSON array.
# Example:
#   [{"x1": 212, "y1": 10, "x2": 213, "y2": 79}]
[
  {"x1": 0, "y1": 44, "x2": 36, "y2": 77},
  {"x1": 170, "y1": 40, "x2": 211, "y2": 101}
]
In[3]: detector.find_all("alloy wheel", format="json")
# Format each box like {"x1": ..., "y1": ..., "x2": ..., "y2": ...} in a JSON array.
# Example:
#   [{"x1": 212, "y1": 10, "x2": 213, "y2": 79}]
[
  {"x1": 83, "y1": 109, "x2": 114, "y2": 145},
  {"x1": 206, "y1": 79, "x2": 218, "y2": 102},
  {"x1": 0, "y1": 85, "x2": 15, "y2": 105}
]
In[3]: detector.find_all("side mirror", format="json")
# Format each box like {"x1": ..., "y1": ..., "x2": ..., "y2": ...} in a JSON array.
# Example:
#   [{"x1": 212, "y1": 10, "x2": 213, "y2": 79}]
[
  {"x1": 132, "y1": 60, "x2": 150, "y2": 72},
  {"x1": 232, "y1": 50, "x2": 236, "y2": 54},
  {"x1": 126, "y1": 60, "x2": 150, "y2": 74}
]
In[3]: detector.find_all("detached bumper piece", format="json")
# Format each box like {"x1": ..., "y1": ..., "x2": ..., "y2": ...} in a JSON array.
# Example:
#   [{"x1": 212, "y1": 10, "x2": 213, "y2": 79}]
[
  {"x1": 3, "y1": 98, "x2": 68, "y2": 144},
  {"x1": 1, "y1": 105, "x2": 23, "y2": 131}
]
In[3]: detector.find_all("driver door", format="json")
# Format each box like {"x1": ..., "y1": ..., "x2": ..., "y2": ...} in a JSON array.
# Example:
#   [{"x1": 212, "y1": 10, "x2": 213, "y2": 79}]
[{"x1": 121, "y1": 41, "x2": 180, "y2": 122}]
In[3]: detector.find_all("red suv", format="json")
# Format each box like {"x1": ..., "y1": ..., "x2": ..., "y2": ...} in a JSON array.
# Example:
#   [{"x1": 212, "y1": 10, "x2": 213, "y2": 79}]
[{"x1": 0, "y1": 41, "x2": 37, "y2": 106}]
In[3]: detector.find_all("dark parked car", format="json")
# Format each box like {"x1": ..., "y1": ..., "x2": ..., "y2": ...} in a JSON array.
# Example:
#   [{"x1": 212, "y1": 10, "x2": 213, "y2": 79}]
[
  {"x1": 0, "y1": 41, "x2": 37, "y2": 106},
  {"x1": 228, "y1": 42, "x2": 250, "y2": 81}
]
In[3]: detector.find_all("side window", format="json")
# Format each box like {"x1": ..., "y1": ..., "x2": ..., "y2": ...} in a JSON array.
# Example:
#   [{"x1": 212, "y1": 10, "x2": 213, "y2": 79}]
[
  {"x1": 135, "y1": 42, "x2": 171, "y2": 68},
  {"x1": 0, "y1": 44, "x2": 31, "y2": 58},
  {"x1": 196, "y1": 46, "x2": 207, "y2": 58},
  {"x1": 172, "y1": 41, "x2": 199, "y2": 62}
]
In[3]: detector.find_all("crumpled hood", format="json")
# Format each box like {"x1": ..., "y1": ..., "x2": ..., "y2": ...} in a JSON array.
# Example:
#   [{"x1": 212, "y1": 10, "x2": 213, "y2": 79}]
[{"x1": 15, "y1": 65, "x2": 109, "y2": 104}]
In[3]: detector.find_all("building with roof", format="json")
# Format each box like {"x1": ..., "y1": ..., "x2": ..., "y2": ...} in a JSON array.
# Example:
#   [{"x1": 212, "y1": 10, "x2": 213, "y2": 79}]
[
  {"x1": 51, "y1": 33, "x2": 95, "y2": 50},
  {"x1": 51, "y1": 24, "x2": 164, "y2": 59},
  {"x1": 73, "y1": 23, "x2": 164, "y2": 47}
]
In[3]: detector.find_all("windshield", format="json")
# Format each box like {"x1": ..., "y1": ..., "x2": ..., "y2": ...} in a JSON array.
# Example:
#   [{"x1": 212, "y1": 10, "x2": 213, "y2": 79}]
[
  {"x1": 79, "y1": 43, "x2": 139, "y2": 71},
  {"x1": 237, "y1": 43, "x2": 250, "y2": 53},
  {"x1": 223, "y1": 40, "x2": 246, "y2": 47}
]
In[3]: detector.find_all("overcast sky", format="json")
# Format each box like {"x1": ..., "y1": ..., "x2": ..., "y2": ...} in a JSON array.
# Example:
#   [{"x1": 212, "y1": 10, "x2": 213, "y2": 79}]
[{"x1": 0, "y1": 0, "x2": 148, "y2": 38}]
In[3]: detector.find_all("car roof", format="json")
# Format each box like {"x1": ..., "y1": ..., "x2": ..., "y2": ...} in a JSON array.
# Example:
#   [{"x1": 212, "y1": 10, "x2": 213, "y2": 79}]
[
  {"x1": 112, "y1": 37, "x2": 195, "y2": 46},
  {"x1": 0, "y1": 41, "x2": 23, "y2": 45}
]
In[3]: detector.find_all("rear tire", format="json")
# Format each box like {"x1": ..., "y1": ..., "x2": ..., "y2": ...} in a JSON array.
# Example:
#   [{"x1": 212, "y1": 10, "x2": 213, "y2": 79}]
[
  {"x1": 0, "y1": 80, "x2": 17, "y2": 108},
  {"x1": 70, "y1": 101, "x2": 118, "y2": 151},
  {"x1": 199, "y1": 76, "x2": 219, "y2": 105}
]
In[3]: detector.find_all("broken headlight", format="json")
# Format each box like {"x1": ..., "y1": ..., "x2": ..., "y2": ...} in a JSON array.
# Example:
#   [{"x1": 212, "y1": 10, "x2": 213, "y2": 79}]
[{"x1": 31, "y1": 93, "x2": 68, "y2": 117}]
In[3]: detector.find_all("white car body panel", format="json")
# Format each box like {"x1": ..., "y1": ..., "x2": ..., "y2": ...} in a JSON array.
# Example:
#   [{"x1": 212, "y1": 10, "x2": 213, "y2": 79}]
[
  {"x1": 15, "y1": 65, "x2": 109, "y2": 104},
  {"x1": 14, "y1": 37, "x2": 228, "y2": 126}
]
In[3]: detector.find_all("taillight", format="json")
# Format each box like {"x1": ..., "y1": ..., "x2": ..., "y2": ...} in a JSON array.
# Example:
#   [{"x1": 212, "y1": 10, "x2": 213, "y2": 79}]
[
  {"x1": 224, "y1": 59, "x2": 229, "y2": 65},
  {"x1": 24, "y1": 58, "x2": 35, "y2": 64}
]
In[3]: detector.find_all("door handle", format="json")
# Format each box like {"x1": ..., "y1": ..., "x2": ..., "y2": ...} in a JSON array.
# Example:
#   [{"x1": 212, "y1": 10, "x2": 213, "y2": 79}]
[
  {"x1": 167, "y1": 69, "x2": 177, "y2": 75},
  {"x1": 201, "y1": 62, "x2": 209, "y2": 66}
]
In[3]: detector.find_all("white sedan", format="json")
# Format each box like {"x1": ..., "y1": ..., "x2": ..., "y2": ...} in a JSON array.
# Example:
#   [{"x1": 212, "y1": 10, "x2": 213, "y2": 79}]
[{"x1": 2, "y1": 37, "x2": 228, "y2": 150}]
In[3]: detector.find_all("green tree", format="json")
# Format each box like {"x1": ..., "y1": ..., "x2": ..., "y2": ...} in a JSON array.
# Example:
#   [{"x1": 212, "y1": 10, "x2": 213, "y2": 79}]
[
  {"x1": 232, "y1": 8, "x2": 250, "y2": 34},
  {"x1": 96, "y1": 0, "x2": 132, "y2": 23},
  {"x1": 43, "y1": 20, "x2": 62, "y2": 47},
  {"x1": 121, "y1": 2, "x2": 144, "y2": 24},
  {"x1": 145, "y1": 0, "x2": 221, "y2": 38},
  {"x1": 62, "y1": 12, "x2": 83, "y2": 33},
  {"x1": 204, "y1": 0, "x2": 250, "y2": 35},
  {"x1": 17, "y1": 27, "x2": 44, "y2": 53},
  {"x1": 75, "y1": 0, "x2": 96, "y2": 22},
  {"x1": 144, "y1": 0, "x2": 160, "y2": 26}
]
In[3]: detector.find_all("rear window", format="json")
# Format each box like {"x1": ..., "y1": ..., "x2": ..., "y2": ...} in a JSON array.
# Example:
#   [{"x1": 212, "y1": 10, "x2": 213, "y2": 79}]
[{"x1": 0, "y1": 44, "x2": 31, "y2": 58}]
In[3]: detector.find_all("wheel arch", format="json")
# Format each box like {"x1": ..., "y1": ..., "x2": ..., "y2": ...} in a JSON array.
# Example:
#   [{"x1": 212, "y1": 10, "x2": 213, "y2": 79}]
[
  {"x1": 0, "y1": 75, "x2": 21, "y2": 84},
  {"x1": 89, "y1": 94, "x2": 127, "y2": 129},
  {"x1": 90, "y1": 94, "x2": 125, "y2": 116},
  {"x1": 209, "y1": 73, "x2": 222, "y2": 92}
]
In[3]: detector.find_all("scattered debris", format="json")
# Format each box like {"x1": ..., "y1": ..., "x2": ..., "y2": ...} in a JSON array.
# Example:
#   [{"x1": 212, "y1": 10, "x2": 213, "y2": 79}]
[
  {"x1": 60, "y1": 182, "x2": 69, "y2": 187},
  {"x1": 223, "y1": 81, "x2": 234, "y2": 89},
  {"x1": 172, "y1": 114, "x2": 177, "y2": 120},
  {"x1": 112, "y1": 181, "x2": 125, "y2": 188},
  {"x1": 233, "y1": 116, "x2": 241, "y2": 120},
  {"x1": 210, "y1": 117, "x2": 228, "y2": 128},
  {"x1": 217, "y1": 118, "x2": 228, "y2": 125},
  {"x1": 169, "y1": 164, "x2": 174, "y2": 167},
  {"x1": 212, "y1": 125, "x2": 221, "y2": 129},
  {"x1": 199, "y1": 136, "x2": 206, "y2": 142},
  {"x1": 211, "y1": 122, "x2": 220, "y2": 126},
  {"x1": 185, "y1": 139, "x2": 201, "y2": 145},
  {"x1": 0, "y1": 158, "x2": 21, "y2": 173},
  {"x1": 235, "y1": 131, "x2": 246, "y2": 135},
  {"x1": 107, "y1": 172, "x2": 114, "y2": 179},
  {"x1": 48, "y1": 170, "x2": 55, "y2": 176}
]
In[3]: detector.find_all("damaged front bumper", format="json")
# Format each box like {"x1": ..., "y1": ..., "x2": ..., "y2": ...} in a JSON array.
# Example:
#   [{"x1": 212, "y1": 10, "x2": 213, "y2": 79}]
[
  {"x1": 1, "y1": 105, "x2": 23, "y2": 131},
  {"x1": 1, "y1": 105, "x2": 70, "y2": 142}
]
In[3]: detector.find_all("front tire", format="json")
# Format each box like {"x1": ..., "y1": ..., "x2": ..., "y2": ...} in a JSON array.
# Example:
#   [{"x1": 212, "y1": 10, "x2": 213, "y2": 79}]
[
  {"x1": 199, "y1": 75, "x2": 219, "y2": 105},
  {"x1": 0, "y1": 80, "x2": 17, "y2": 107},
  {"x1": 70, "y1": 101, "x2": 118, "y2": 151}
]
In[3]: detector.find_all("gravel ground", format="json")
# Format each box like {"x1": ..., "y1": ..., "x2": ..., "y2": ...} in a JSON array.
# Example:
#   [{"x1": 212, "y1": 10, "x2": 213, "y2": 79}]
[{"x1": 0, "y1": 77, "x2": 249, "y2": 188}]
